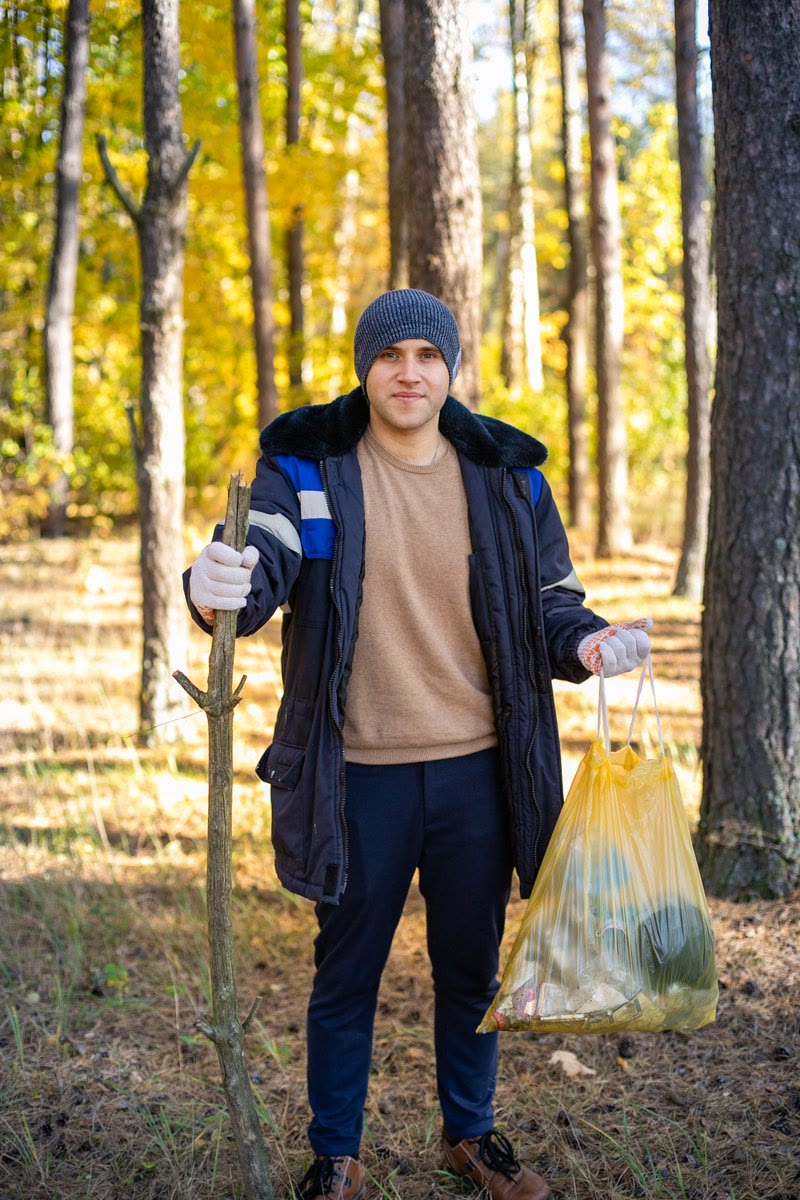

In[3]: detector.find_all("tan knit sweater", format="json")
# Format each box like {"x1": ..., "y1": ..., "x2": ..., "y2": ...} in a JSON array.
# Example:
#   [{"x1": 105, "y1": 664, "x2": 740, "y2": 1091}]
[{"x1": 343, "y1": 427, "x2": 497, "y2": 764}]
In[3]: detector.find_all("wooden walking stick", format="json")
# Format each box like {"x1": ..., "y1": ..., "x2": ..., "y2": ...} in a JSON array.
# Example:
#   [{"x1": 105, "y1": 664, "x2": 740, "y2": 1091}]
[{"x1": 174, "y1": 473, "x2": 274, "y2": 1200}]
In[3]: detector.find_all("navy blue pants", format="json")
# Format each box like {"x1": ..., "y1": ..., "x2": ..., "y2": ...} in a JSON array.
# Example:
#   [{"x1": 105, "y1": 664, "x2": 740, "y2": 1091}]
[{"x1": 306, "y1": 747, "x2": 513, "y2": 1156}]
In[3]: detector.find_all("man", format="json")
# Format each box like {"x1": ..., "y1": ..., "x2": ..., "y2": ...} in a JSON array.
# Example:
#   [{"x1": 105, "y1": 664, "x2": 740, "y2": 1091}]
[{"x1": 186, "y1": 290, "x2": 652, "y2": 1200}]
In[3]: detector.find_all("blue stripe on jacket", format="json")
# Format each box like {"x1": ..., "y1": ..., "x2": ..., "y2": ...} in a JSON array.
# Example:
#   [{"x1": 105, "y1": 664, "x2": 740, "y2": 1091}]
[{"x1": 274, "y1": 455, "x2": 336, "y2": 559}]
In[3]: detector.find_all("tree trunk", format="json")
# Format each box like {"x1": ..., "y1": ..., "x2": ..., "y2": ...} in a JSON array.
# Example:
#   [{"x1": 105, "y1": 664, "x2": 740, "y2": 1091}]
[
  {"x1": 42, "y1": 0, "x2": 90, "y2": 537},
  {"x1": 697, "y1": 0, "x2": 800, "y2": 899},
  {"x1": 137, "y1": 0, "x2": 192, "y2": 739},
  {"x1": 233, "y1": 0, "x2": 278, "y2": 431},
  {"x1": 379, "y1": 0, "x2": 408, "y2": 290},
  {"x1": 500, "y1": 150, "x2": 525, "y2": 394},
  {"x1": 285, "y1": 0, "x2": 305, "y2": 398},
  {"x1": 672, "y1": 0, "x2": 711, "y2": 600},
  {"x1": 404, "y1": 0, "x2": 483, "y2": 410},
  {"x1": 330, "y1": 4, "x2": 371, "y2": 393},
  {"x1": 510, "y1": 0, "x2": 543, "y2": 393},
  {"x1": 558, "y1": 0, "x2": 590, "y2": 531},
  {"x1": 583, "y1": 0, "x2": 631, "y2": 555}
]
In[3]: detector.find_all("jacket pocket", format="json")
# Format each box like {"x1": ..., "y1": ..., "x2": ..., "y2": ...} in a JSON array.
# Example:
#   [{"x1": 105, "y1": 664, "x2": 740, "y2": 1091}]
[
  {"x1": 256, "y1": 741, "x2": 308, "y2": 868},
  {"x1": 256, "y1": 740, "x2": 305, "y2": 788}
]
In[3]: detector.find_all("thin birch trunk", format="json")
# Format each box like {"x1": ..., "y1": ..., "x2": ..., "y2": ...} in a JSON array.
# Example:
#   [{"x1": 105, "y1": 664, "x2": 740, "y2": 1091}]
[
  {"x1": 583, "y1": 0, "x2": 631, "y2": 555},
  {"x1": 558, "y1": 0, "x2": 590, "y2": 530},
  {"x1": 234, "y1": 0, "x2": 279, "y2": 430},
  {"x1": 285, "y1": 0, "x2": 306, "y2": 398},
  {"x1": 330, "y1": 5, "x2": 372, "y2": 394},
  {"x1": 512, "y1": 0, "x2": 543, "y2": 392},
  {"x1": 672, "y1": 0, "x2": 711, "y2": 600},
  {"x1": 500, "y1": 149, "x2": 525, "y2": 393},
  {"x1": 43, "y1": 0, "x2": 90, "y2": 536}
]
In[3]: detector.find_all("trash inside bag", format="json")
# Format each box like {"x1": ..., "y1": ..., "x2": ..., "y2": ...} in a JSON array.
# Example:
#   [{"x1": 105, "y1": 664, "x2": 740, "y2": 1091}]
[{"x1": 479, "y1": 666, "x2": 718, "y2": 1035}]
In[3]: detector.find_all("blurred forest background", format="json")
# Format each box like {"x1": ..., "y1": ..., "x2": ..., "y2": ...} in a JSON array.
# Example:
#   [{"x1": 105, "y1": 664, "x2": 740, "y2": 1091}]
[{"x1": 1, "y1": 0, "x2": 705, "y2": 538}]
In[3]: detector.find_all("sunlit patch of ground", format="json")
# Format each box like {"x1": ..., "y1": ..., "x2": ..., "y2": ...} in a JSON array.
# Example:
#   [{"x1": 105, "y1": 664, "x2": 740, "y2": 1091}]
[{"x1": 1, "y1": 535, "x2": 797, "y2": 1200}]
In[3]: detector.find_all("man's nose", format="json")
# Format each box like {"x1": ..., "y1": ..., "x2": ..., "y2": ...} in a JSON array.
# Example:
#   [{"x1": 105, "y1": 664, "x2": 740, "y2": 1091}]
[{"x1": 398, "y1": 356, "x2": 421, "y2": 380}]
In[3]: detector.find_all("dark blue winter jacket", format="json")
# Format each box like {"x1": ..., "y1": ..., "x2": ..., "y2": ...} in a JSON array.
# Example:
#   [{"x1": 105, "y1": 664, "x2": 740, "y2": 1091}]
[{"x1": 185, "y1": 387, "x2": 607, "y2": 904}]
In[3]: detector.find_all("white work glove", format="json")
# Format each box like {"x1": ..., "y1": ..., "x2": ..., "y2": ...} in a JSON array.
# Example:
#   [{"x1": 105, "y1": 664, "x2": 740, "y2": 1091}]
[
  {"x1": 189, "y1": 542, "x2": 259, "y2": 612},
  {"x1": 577, "y1": 618, "x2": 653, "y2": 678}
]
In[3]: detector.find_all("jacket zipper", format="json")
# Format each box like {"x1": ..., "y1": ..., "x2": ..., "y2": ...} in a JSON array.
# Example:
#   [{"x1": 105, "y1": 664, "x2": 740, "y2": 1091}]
[
  {"x1": 321, "y1": 459, "x2": 349, "y2": 896},
  {"x1": 502, "y1": 468, "x2": 543, "y2": 870}
]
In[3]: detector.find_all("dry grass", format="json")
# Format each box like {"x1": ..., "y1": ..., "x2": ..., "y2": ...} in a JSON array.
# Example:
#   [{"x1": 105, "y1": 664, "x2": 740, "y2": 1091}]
[{"x1": 0, "y1": 534, "x2": 798, "y2": 1200}]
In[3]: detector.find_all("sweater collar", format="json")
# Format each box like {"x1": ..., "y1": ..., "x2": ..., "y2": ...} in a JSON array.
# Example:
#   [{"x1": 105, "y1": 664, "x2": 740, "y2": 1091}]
[{"x1": 259, "y1": 387, "x2": 547, "y2": 470}]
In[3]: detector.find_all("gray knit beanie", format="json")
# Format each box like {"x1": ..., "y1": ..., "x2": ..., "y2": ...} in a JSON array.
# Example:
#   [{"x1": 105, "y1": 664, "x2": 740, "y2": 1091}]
[{"x1": 354, "y1": 289, "x2": 462, "y2": 391}]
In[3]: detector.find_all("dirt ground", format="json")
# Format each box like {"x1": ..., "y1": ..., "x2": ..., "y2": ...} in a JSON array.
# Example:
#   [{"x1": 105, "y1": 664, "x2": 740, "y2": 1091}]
[{"x1": 0, "y1": 535, "x2": 798, "y2": 1200}]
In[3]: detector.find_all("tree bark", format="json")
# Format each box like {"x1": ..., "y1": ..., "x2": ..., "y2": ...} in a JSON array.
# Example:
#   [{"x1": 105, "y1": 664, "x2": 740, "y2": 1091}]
[
  {"x1": 233, "y1": 0, "x2": 279, "y2": 431},
  {"x1": 285, "y1": 0, "x2": 305, "y2": 398},
  {"x1": 42, "y1": 0, "x2": 90, "y2": 537},
  {"x1": 583, "y1": 0, "x2": 631, "y2": 555},
  {"x1": 697, "y1": 0, "x2": 800, "y2": 899},
  {"x1": 558, "y1": 0, "x2": 590, "y2": 531},
  {"x1": 404, "y1": 0, "x2": 483, "y2": 409},
  {"x1": 379, "y1": 0, "x2": 408, "y2": 290},
  {"x1": 174, "y1": 475, "x2": 274, "y2": 1200},
  {"x1": 137, "y1": 0, "x2": 194, "y2": 739},
  {"x1": 672, "y1": 0, "x2": 711, "y2": 600}
]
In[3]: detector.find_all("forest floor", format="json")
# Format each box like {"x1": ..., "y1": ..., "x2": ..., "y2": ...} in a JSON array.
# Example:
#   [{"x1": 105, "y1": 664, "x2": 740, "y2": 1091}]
[{"x1": 0, "y1": 533, "x2": 798, "y2": 1200}]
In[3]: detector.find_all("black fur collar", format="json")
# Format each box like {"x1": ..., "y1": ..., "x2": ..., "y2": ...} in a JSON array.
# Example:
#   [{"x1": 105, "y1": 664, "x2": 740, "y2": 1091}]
[{"x1": 259, "y1": 387, "x2": 547, "y2": 469}]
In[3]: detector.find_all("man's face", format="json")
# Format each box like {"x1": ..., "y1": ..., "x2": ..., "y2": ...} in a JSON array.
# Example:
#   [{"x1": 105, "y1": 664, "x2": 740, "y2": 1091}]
[{"x1": 364, "y1": 339, "x2": 450, "y2": 438}]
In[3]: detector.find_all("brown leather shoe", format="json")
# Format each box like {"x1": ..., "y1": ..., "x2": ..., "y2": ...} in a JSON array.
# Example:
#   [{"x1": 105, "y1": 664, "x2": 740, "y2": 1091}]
[
  {"x1": 295, "y1": 1155, "x2": 366, "y2": 1200},
  {"x1": 442, "y1": 1130, "x2": 552, "y2": 1200}
]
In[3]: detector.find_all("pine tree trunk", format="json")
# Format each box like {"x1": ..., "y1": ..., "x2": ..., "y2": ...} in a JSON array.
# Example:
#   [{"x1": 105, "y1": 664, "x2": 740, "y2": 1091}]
[
  {"x1": 137, "y1": 0, "x2": 190, "y2": 739},
  {"x1": 233, "y1": 0, "x2": 278, "y2": 431},
  {"x1": 558, "y1": 0, "x2": 590, "y2": 531},
  {"x1": 42, "y1": 0, "x2": 89, "y2": 537},
  {"x1": 285, "y1": 0, "x2": 305, "y2": 398},
  {"x1": 583, "y1": 0, "x2": 631, "y2": 555},
  {"x1": 379, "y1": 0, "x2": 408, "y2": 290},
  {"x1": 672, "y1": 0, "x2": 711, "y2": 600},
  {"x1": 697, "y1": 0, "x2": 800, "y2": 899},
  {"x1": 404, "y1": 0, "x2": 483, "y2": 409}
]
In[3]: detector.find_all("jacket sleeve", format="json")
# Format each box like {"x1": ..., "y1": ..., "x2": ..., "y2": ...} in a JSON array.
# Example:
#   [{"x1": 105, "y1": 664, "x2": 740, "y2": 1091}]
[
  {"x1": 183, "y1": 455, "x2": 303, "y2": 638},
  {"x1": 535, "y1": 474, "x2": 607, "y2": 683}
]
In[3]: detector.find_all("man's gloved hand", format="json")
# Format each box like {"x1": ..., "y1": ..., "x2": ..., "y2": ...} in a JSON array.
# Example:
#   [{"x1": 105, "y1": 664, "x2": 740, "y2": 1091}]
[
  {"x1": 189, "y1": 542, "x2": 259, "y2": 612},
  {"x1": 577, "y1": 618, "x2": 653, "y2": 678}
]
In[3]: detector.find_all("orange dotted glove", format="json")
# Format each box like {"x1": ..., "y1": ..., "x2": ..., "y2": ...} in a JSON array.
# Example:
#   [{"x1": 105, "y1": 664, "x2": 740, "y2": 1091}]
[{"x1": 577, "y1": 618, "x2": 653, "y2": 677}]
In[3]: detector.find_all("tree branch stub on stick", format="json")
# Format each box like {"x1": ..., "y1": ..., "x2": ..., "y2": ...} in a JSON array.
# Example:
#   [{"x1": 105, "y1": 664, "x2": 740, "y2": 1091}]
[{"x1": 173, "y1": 472, "x2": 274, "y2": 1199}]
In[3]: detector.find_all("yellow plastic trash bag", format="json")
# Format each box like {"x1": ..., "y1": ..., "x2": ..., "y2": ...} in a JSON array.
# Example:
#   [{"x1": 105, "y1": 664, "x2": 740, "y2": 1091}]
[{"x1": 479, "y1": 662, "x2": 718, "y2": 1035}]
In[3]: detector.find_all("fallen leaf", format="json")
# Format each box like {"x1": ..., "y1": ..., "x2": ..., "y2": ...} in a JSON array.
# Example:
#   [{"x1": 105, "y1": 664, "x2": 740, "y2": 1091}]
[{"x1": 549, "y1": 1050, "x2": 597, "y2": 1078}]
